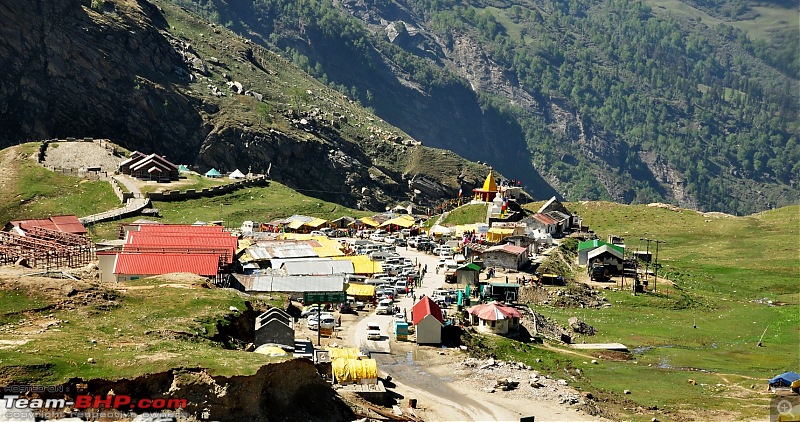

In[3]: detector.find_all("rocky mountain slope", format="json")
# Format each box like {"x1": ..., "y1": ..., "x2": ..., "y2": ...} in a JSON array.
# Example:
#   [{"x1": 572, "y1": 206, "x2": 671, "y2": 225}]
[
  {"x1": 0, "y1": 0, "x2": 490, "y2": 210},
  {"x1": 170, "y1": 0, "x2": 799, "y2": 214}
]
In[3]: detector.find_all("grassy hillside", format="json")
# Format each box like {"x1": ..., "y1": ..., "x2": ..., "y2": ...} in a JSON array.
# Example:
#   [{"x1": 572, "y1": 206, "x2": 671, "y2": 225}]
[
  {"x1": 440, "y1": 203, "x2": 489, "y2": 226},
  {"x1": 88, "y1": 181, "x2": 373, "y2": 240},
  {"x1": 507, "y1": 202, "x2": 800, "y2": 420},
  {"x1": 0, "y1": 275, "x2": 283, "y2": 384},
  {"x1": 0, "y1": 144, "x2": 118, "y2": 225}
]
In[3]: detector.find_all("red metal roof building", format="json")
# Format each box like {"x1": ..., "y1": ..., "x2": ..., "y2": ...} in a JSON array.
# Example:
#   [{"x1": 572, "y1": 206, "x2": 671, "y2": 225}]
[
  {"x1": 113, "y1": 253, "x2": 221, "y2": 282},
  {"x1": 7, "y1": 215, "x2": 87, "y2": 235},
  {"x1": 98, "y1": 224, "x2": 237, "y2": 283},
  {"x1": 411, "y1": 296, "x2": 444, "y2": 345}
]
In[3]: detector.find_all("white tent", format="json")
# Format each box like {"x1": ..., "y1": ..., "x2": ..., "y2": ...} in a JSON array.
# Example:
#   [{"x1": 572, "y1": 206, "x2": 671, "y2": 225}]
[
  {"x1": 429, "y1": 224, "x2": 453, "y2": 236},
  {"x1": 229, "y1": 169, "x2": 246, "y2": 179}
]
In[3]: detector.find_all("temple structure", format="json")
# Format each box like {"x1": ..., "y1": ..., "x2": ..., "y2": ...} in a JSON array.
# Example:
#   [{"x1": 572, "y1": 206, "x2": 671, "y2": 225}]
[{"x1": 472, "y1": 167, "x2": 499, "y2": 202}]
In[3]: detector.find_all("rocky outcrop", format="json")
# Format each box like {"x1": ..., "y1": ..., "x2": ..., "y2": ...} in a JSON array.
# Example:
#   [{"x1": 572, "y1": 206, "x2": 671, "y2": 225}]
[
  {"x1": 0, "y1": 0, "x2": 206, "y2": 161},
  {"x1": 37, "y1": 361, "x2": 356, "y2": 422}
]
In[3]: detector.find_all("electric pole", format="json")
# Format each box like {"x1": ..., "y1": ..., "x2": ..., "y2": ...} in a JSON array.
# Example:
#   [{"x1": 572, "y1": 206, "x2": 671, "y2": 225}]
[{"x1": 653, "y1": 240, "x2": 666, "y2": 292}]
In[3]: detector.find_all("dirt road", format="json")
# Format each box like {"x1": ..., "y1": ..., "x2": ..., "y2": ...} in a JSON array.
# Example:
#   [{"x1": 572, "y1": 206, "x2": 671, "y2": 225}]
[{"x1": 344, "y1": 244, "x2": 605, "y2": 421}]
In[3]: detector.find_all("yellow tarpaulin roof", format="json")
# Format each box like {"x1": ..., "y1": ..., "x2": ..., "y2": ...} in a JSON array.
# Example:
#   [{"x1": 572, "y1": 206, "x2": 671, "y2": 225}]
[
  {"x1": 312, "y1": 238, "x2": 345, "y2": 257},
  {"x1": 347, "y1": 283, "x2": 376, "y2": 297},
  {"x1": 380, "y1": 216, "x2": 415, "y2": 228},
  {"x1": 486, "y1": 227, "x2": 515, "y2": 242},
  {"x1": 287, "y1": 220, "x2": 305, "y2": 230},
  {"x1": 326, "y1": 347, "x2": 361, "y2": 360},
  {"x1": 332, "y1": 358, "x2": 378, "y2": 384},
  {"x1": 237, "y1": 239, "x2": 253, "y2": 255},
  {"x1": 333, "y1": 255, "x2": 382, "y2": 274},
  {"x1": 360, "y1": 217, "x2": 380, "y2": 227},
  {"x1": 307, "y1": 218, "x2": 328, "y2": 228}
]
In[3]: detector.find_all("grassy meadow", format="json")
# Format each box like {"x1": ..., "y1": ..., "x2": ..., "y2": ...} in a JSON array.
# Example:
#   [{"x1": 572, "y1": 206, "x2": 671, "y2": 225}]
[
  {"x1": 0, "y1": 144, "x2": 119, "y2": 224},
  {"x1": 507, "y1": 201, "x2": 800, "y2": 420},
  {"x1": 0, "y1": 276, "x2": 286, "y2": 384}
]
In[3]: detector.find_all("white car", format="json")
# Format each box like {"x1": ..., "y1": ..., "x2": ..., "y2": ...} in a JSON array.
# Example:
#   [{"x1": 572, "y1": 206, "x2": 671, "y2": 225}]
[
  {"x1": 384, "y1": 235, "x2": 397, "y2": 244},
  {"x1": 366, "y1": 323, "x2": 382, "y2": 340},
  {"x1": 307, "y1": 313, "x2": 336, "y2": 330},
  {"x1": 370, "y1": 233, "x2": 385, "y2": 242},
  {"x1": 394, "y1": 281, "x2": 407, "y2": 294},
  {"x1": 376, "y1": 299, "x2": 393, "y2": 315}
]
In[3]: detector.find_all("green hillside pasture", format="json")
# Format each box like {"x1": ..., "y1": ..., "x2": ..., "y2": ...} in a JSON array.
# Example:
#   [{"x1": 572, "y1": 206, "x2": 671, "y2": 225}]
[
  {"x1": 531, "y1": 296, "x2": 794, "y2": 419},
  {"x1": 87, "y1": 181, "x2": 372, "y2": 241},
  {"x1": 0, "y1": 145, "x2": 119, "y2": 224},
  {"x1": 441, "y1": 204, "x2": 488, "y2": 226},
  {"x1": 0, "y1": 276, "x2": 285, "y2": 384},
  {"x1": 567, "y1": 202, "x2": 799, "y2": 302},
  {"x1": 500, "y1": 203, "x2": 800, "y2": 419}
]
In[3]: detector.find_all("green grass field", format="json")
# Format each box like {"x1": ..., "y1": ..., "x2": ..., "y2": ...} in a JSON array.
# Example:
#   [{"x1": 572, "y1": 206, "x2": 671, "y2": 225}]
[
  {"x1": 87, "y1": 181, "x2": 372, "y2": 240},
  {"x1": 0, "y1": 277, "x2": 285, "y2": 384},
  {"x1": 441, "y1": 203, "x2": 488, "y2": 226},
  {"x1": 0, "y1": 144, "x2": 119, "y2": 224},
  {"x1": 501, "y1": 201, "x2": 800, "y2": 420}
]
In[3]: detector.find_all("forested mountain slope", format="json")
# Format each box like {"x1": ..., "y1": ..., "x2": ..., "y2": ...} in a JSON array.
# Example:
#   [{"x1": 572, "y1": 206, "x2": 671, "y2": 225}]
[{"x1": 174, "y1": 0, "x2": 799, "y2": 214}]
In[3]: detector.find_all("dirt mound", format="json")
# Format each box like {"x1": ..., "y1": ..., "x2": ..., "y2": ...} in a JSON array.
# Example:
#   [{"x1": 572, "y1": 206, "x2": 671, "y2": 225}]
[
  {"x1": 551, "y1": 282, "x2": 608, "y2": 309},
  {"x1": 15, "y1": 361, "x2": 356, "y2": 422}
]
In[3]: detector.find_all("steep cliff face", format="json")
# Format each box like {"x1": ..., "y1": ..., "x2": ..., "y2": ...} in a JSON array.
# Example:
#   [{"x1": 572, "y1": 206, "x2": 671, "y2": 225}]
[
  {"x1": 0, "y1": 0, "x2": 206, "y2": 160},
  {"x1": 0, "y1": 0, "x2": 492, "y2": 210}
]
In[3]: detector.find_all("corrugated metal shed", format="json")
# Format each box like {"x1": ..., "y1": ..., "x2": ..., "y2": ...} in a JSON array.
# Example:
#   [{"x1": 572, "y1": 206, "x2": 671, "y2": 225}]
[
  {"x1": 234, "y1": 274, "x2": 345, "y2": 293},
  {"x1": 333, "y1": 255, "x2": 382, "y2": 274},
  {"x1": 10, "y1": 215, "x2": 87, "y2": 235},
  {"x1": 113, "y1": 253, "x2": 219, "y2": 277},
  {"x1": 277, "y1": 258, "x2": 354, "y2": 275}
]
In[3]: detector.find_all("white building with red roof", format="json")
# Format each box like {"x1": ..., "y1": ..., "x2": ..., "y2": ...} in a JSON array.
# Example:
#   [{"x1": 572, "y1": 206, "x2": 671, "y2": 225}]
[
  {"x1": 98, "y1": 224, "x2": 237, "y2": 282},
  {"x1": 411, "y1": 296, "x2": 444, "y2": 345},
  {"x1": 468, "y1": 302, "x2": 522, "y2": 335}
]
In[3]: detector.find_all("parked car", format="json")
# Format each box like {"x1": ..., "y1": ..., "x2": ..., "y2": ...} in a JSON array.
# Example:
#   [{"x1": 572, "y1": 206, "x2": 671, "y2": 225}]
[
  {"x1": 394, "y1": 280, "x2": 408, "y2": 294},
  {"x1": 394, "y1": 238, "x2": 407, "y2": 247},
  {"x1": 416, "y1": 241, "x2": 435, "y2": 252},
  {"x1": 301, "y1": 304, "x2": 323, "y2": 318},
  {"x1": 407, "y1": 237, "x2": 419, "y2": 248},
  {"x1": 307, "y1": 313, "x2": 336, "y2": 330},
  {"x1": 310, "y1": 230, "x2": 326, "y2": 236},
  {"x1": 366, "y1": 323, "x2": 382, "y2": 340},
  {"x1": 376, "y1": 299, "x2": 394, "y2": 315},
  {"x1": 384, "y1": 235, "x2": 397, "y2": 244},
  {"x1": 347, "y1": 296, "x2": 366, "y2": 310},
  {"x1": 369, "y1": 233, "x2": 386, "y2": 242}
]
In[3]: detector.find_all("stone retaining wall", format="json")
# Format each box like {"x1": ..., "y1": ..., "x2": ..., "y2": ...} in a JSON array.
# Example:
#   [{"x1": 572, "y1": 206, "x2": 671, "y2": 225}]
[{"x1": 144, "y1": 175, "x2": 270, "y2": 201}]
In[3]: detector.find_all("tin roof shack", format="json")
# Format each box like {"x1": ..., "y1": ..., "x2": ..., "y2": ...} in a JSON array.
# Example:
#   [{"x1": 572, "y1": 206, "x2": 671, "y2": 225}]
[
  {"x1": 254, "y1": 308, "x2": 294, "y2": 349},
  {"x1": 229, "y1": 274, "x2": 345, "y2": 294},
  {"x1": 411, "y1": 296, "x2": 444, "y2": 345},
  {"x1": 587, "y1": 245, "x2": 624, "y2": 274},
  {"x1": 468, "y1": 302, "x2": 522, "y2": 336},
  {"x1": 457, "y1": 263, "x2": 481, "y2": 286},
  {"x1": 578, "y1": 240, "x2": 624, "y2": 266},
  {"x1": 483, "y1": 244, "x2": 529, "y2": 271}
]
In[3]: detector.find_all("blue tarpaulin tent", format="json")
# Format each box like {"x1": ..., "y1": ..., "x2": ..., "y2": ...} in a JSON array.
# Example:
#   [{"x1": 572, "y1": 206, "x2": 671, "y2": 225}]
[{"x1": 769, "y1": 372, "x2": 800, "y2": 388}]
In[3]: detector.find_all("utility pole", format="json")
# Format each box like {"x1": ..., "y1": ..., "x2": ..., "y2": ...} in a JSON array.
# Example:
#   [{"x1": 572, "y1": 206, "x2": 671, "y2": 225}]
[
  {"x1": 640, "y1": 237, "x2": 653, "y2": 291},
  {"x1": 653, "y1": 240, "x2": 666, "y2": 292}
]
